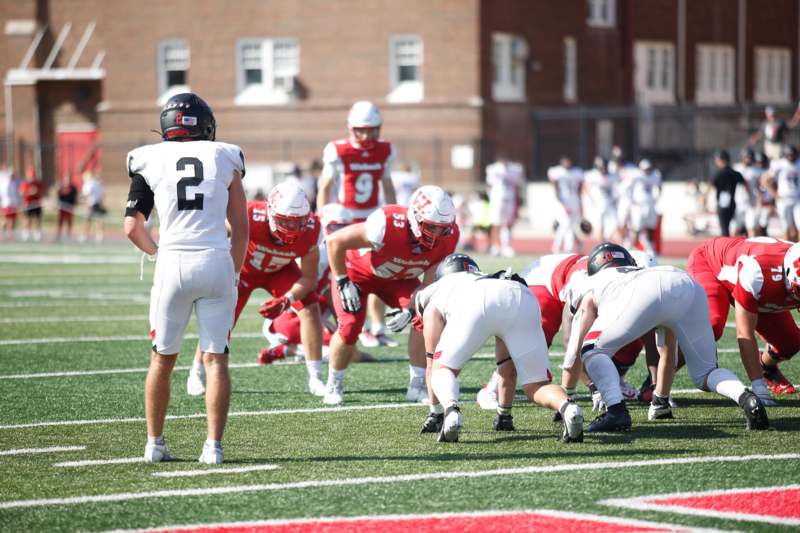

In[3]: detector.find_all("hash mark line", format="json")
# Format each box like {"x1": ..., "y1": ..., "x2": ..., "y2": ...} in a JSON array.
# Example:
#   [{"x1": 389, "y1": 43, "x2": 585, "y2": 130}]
[
  {"x1": 152, "y1": 464, "x2": 280, "y2": 478},
  {"x1": 0, "y1": 332, "x2": 265, "y2": 346},
  {"x1": 0, "y1": 315, "x2": 148, "y2": 324},
  {"x1": 0, "y1": 403, "x2": 421, "y2": 430},
  {"x1": 0, "y1": 446, "x2": 86, "y2": 457},
  {"x1": 55, "y1": 457, "x2": 145, "y2": 467},
  {"x1": 0, "y1": 363, "x2": 262, "y2": 380},
  {"x1": 600, "y1": 484, "x2": 800, "y2": 527},
  {"x1": 0, "y1": 454, "x2": 796, "y2": 510}
]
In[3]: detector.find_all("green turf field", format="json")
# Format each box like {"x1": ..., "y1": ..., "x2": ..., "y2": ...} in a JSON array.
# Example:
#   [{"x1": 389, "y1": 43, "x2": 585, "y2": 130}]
[{"x1": 0, "y1": 242, "x2": 798, "y2": 532}]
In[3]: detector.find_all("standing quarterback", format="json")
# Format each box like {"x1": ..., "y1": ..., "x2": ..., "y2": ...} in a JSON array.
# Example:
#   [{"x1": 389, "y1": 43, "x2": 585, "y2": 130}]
[{"x1": 124, "y1": 93, "x2": 248, "y2": 465}]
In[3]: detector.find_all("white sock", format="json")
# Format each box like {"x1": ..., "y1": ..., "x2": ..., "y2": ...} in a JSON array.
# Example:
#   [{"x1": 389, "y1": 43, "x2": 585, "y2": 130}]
[
  {"x1": 328, "y1": 368, "x2": 346, "y2": 381},
  {"x1": 706, "y1": 368, "x2": 746, "y2": 404},
  {"x1": 486, "y1": 370, "x2": 500, "y2": 394},
  {"x1": 204, "y1": 438, "x2": 221, "y2": 448},
  {"x1": 431, "y1": 368, "x2": 459, "y2": 408},
  {"x1": 584, "y1": 353, "x2": 624, "y2": 406},
  {"x1": 500, "y1": 226, "x2": 511, "y2": 248},
  {"x1": 191, "y1": 358, "x2": 204, "y2": 372},
  {"x1": 306, "y1": 359, "x2": 322, "y2": 379},
  {"x1": 371, "y1": 324, "x2": 386, "y2": 336},
  {"x1": 409, "y1": 365, "x2": 425, "y2": 380},
  {"x1": 430, "y1": 403, "x2": 444, "y2": 414},
  {"x1": 147, "y1": 435, "x2": 164, "y2": 445}
]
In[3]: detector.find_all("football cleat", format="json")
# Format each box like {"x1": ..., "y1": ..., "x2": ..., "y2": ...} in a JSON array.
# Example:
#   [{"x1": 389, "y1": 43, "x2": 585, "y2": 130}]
[
  {"x1": 438, "y1": 405, "x2": 463, "y2": 442},
  {"x1": 257, "y1": 345, "x2": 287, "y2": 365},
  {"x1": 374, "y1": 333, "x2": 399, "y2": 347},
  {"x1": 751, "y1": 380, "x2": 778, "y2": 406},
  {"x1": 323, "y1": 376, "x2": 345, "y2": 406},
  {"x1": 144, "y1": 442, "x2": 174, "y2": 463},
  {"x1": 358, "y1": 331, "x2": 380, "y2": 348},
  {"x1": 648, "y1": 395, "x2": 674, "y2": 421},
  {"x1": 637, "y1": 376, "x2": 654, "y2": 404},
  {"x1": 762, "y1": 367, "x2": 798, "y2": 395},
  {"x1": 306, "y1": 376, "x2": 326, "y2": 397},
  {"x1": 476, "y1": 384, "x2": 499, "y2": 411},
  {"x1": 586, "y1": 404, "x2": 632, "y2": 433},
  {"x1": 561, "y1": 401, "x2": 584, "y2": 443},
  {"x1": 198, "y1": 442, "x2": 224, "y2": 465},
  {"x1": 739, "y1": 390, "x2": 770, "y2": 430},
  {"x1": 420, "y1": 412, "x2": 444, "y2": 434},
  {"x1": 493, "y1": 413, "x2": 515, "y2": 431},
  {"x1": 406, "y1": 376, "x2": 428, "y2": 403},
  {"x1": 186, "y1": 365, "x2": 206, "y2": 397}
]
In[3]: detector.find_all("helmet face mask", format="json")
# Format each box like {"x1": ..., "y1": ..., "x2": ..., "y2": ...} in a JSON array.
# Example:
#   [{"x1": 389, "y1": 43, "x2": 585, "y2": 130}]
[
  {"x1": 784, "y1": 244, "x2": 800, "y2": 301},
  {"x1": 267, "y1": 182, "x2": 310, "y2": 244},
  {"x1": 347, "y1": 101, "x2": 381, "y2": 149},
  {"x1": 407, "y1": 186, "x2": 456, "y2": 250},
  {"x1": 349, "y1": 126, "x2": 380, "y2": 149},
  {"x1": 160, "y1": 93, "x2": 216, "y2": 142}
]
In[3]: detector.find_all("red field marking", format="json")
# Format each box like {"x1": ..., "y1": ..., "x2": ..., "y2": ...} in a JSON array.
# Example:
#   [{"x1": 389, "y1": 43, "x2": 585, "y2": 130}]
[
  {"x1": 602, "y1": 485, "x2": 800, "y2": 526},
  {"x1": 145, "y1": 510, "x2": 695, "y2": 533}
]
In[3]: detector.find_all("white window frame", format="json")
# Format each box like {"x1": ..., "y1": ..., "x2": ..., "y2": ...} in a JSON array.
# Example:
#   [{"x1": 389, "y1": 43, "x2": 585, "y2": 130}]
[
  {"x1": 157, "y1": 39, "x2": 190, "y2": 104},
  {"x1": 388, "y1": 34, "x2": 423, "y2": 103},
  {"x1": 587, "y1": 0, "x2": 616, "y2": 28},
  {"x1": 564, "y1": 36, "x2": 577, "y2": 102},
  {"x1": 492, "y1": 33, "x2": 528, "y2": 102},
  {"x1": 634, "y1": 41, "x2": 675, "y2": 104},
  {"x1": 695, "y1": 44, "x2": 735, "y2": 105},
  {"x1": 754, "y1": 47, "x2": 791, "y2": 104},
  {"x1": 235, "y1": 38, "x2": 300, "y2": 106}
]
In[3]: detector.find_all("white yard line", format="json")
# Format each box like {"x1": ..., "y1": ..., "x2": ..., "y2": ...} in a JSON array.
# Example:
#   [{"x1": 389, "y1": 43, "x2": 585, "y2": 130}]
[
  {"x1": 0, "y1": 445, "x2": 86, "y2": 457},
  {"x1": 0, "y1": 255, "x2": 137, "y2": 264},
  {"x1": 55, "y1": 457, "x2": 145, "y2": 467},
  {"x1": 0, "y1": 331, "x2": 265, "y2": 346},
  {"x1": 0, "y1": 315, "x2": 148, "y2": 324},
  {"x1": 0, "y1": 402, "x2": 420, "y2": 430},
  {"x1": 0, "y1": 453, "x2": 796, "y2": 510},
  {"x1": 114, "y1": 509, "x2": 729, "y2": 533},
  {"x1": 151, "y1": 464, "x2": 280, "y2": 478},
  {"x1": 0, "y1": 363, "x2": 262, "y2": 380},
  {"x1": 601, "y1": 484, "x2": 800, "y2": 527}
]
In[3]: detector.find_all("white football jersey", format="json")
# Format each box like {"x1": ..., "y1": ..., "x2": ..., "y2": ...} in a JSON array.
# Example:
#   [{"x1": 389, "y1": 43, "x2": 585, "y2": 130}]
[
  {"x1": 547, "y1": 165, "x2": 584, "y2": 209},
  {"x1": 570, "y1": 265, "x2": 682, "y2": 315},
  {"x1": 415, "y1": 271, "x2": 479, "y2": 321},
  {"x1": 630, "y1": 170, "x2": 661, "y2": 207},
  {"x1": 127, "y1": 141, "x2": 245, "y2": 252},
  {"x1": 486, "y1": 161, "x2": 523, "y2": 202},
  {"x1": 733, "y1": 163, "x2": 763, "y2": 208},
  {"x1": 768, "y1": 158, "x2": 800, "y2": 200},
  {"x1": 584, "y1": 168, "x2": 619, "y2": 205}
]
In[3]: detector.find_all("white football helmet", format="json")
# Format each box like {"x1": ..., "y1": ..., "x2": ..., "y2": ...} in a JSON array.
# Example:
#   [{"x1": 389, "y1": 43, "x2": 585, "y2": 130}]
[
  {"x1": 320, "y1": 203, "x2": 352, "y2": 236},
  {"x1": 407, "y1": 185, "x2": 456, "y2": 249},
  {"x1": 267, "y1": 180, "x2": 310, "y2": 244},
  {"x1": 347, "y1": 101, "x2": 381, "y2": 149},
  {"x1": 630, "y1": 249, "x2": 658, "y2": 269},
  {"x1": 783, "y1": 243, "x2": 800, "y2": 300}
]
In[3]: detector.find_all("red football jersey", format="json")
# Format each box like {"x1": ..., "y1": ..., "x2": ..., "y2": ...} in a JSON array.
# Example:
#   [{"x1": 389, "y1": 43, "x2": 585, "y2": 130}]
[
  {"x1": 241, "y1": 201, "x2": 321, "y2": 275},
  {"x1": 698, "y1": 237, "x2": 797, "y2": 313},
  {"x1": 19, "y1": 180, "x2": 44, "y2": 206},
  {"x1": 327, "y1": 139, "x2": 394, "y2": 212},
  {"x1": 346, "y1": 205, "x2": 459, "y2": 282}
]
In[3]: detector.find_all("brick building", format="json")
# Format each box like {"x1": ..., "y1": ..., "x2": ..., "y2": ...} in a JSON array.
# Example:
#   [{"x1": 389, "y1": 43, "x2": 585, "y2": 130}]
[{"x1": 1, "y1": 0, "x2": 799, "y2": 190}]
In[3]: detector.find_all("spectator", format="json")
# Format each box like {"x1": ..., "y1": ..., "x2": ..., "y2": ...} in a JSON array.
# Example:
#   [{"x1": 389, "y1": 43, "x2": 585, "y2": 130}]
[
  {"x1": 0, "y1": 165, "x2": 21, "y2": 241},
  {"x1": 81, "y1": 170, "x2": 106, "y2": 242},
  {"x1": 19, "y1": 166, "x2": 44, "y2": 241},
  {"x1": 750, "y1": 105, "x2": 800, "y2": 161},
  {"x1": 56, "y1": 175, "x2": 79, "y2": 242},
  {"x1": 711, "y1": 150, "x2": 746, "y2": 237}
]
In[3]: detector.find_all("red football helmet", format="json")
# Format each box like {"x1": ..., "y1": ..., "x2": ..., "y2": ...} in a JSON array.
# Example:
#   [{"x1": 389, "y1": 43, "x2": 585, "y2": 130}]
[
  {"x1": 267, "y1": 181, "x2": 310, "y2": 244},
  {"x1": 407, "y1": 185, "x2": 456, "y2": 249}
]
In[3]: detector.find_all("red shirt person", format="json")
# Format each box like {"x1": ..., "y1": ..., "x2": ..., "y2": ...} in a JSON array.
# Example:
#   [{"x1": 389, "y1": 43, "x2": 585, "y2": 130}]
[
  {"x1": 687, "y1": 237, "x2": 800, "y2": 402},
  {"x1": 19, "y1": 167, "x2": 44, "y2": 241},
  {"x1": 323, "y1": 185, "x2": 459, "y2": 406}
]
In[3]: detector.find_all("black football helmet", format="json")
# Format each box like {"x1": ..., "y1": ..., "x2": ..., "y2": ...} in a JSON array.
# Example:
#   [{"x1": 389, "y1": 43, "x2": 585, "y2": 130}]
[
  {"x1": 587, "y1": 242, "x2": 636, "y2": 276},
  {"x1": 782, "y1": 144, "x2": 798, "y2": 161},
  {"x1": 160, "y1": 93, "x2": 216, "y2": 141},
  {"x1": 435, "y1": 253, "x2": 480, "y2": 281}
]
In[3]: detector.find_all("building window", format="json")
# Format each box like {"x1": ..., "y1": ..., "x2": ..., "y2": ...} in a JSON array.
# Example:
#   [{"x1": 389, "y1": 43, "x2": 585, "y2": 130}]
[
  {"x1": 755, "y1": 47, "x2": 791, "y2": 104},
  {"x1": 492, "y1": 33, "x2": 528, "y2": 102},
  {"x1": 236, "y1": 38, "x2": 299, "y2": 105},
  {"x1": 388, "y1": 34, "x2": 423, "y2": 103},
  {"x1": 564, "y1": 37, "x2": 577, "y2": 102},
  {"x1": 634, "y1": 41, "x2": 675, "y2": 104},
  {"x1": 158, "y1": 40, "x2": 189, "y2": 103},
  {"x1": 587, "y1": 0, "x2": 616, "y2": 28},
  {"x1": 695, "y1": 44, "x2": 734, "y2": 105}
]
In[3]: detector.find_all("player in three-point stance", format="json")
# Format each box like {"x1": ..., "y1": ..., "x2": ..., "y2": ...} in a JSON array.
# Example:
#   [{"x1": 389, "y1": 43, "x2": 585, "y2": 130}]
[
  {"x1": 566, "y1": 243, "x2": 769, "y2": 433},
  {"x1": 413, "y1": 253, "x2": 584, "y2": 443},
  {"x1": 124, "y1": 93, "x2": 249, "y2": 464}
]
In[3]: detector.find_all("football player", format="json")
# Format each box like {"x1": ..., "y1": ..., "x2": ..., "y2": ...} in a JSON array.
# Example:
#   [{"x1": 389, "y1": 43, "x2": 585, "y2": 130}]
[
  {"x1": 317, "y1": 101, "x2": 399, "y2": 348},
  {"x1": 687, "y1": 236, "x2": 800, "y2": 403},
  {"x1": 762, "y1": 145, "x2": 800, "y2": 242},
  {"x1": 567, "y1": 243, "x2": 769, "y2": 431},
  {"x1": 584, "y1": 156, "x2": 619, "y2": 241},
  {"x1": 548, "y1": 156, "x2": 585, "y2": 253},
  {"x1": 124, "y1": 93, "x2": 249, "y2": 464},
  {"x1": 732, "y1": 148, "x2": 765, "y2": 237},
  {"x1": 626, "y1": 159, "x2": 661, "y2": 256},
  {"x1": 415, "y1": 253, "x2": 584, "y2": 443},
  {"x1": 187, "y1": 180, "x2": 326, "y2": 396},
  {"x1": 324, "y1": 185, "x2": 459, "y2": 405},
  {"x1": 485, "y1": 156, "x2": 524, "y2": 257}
]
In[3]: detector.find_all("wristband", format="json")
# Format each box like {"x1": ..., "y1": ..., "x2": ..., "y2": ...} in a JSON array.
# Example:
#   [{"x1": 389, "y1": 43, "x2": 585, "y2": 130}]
[
  {"x1": 285, "y1": 293, "x2": 296, "y2": 304},
  {"x1": 425, "y1": 351, "x2": 435, "y2": 359},
  {"x1": 336, "y1": 274, "x2": 348, "y2": 283}
]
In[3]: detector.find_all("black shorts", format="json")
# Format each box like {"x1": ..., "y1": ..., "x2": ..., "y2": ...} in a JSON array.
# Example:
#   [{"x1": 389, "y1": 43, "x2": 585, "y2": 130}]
[
  {"x1": 89, "y1": 204, "x2": 107, "y2": 219},
  {"x1": 25, "y1": 206, "x2": 42, "y2": 219}
]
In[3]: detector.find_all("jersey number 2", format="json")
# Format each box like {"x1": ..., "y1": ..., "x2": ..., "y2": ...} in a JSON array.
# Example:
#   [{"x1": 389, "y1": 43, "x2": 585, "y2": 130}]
[{"x1": 177, "y1": 157, "x2": 204, "y2": 211}]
